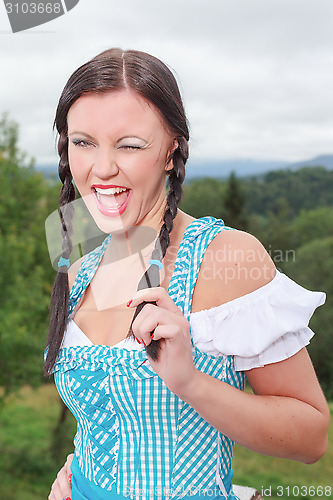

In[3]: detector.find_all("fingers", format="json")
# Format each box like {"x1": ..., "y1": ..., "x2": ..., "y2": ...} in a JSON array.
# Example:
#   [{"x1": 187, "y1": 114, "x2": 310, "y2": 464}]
[
  {"x1": 48, "y1": 479, "x2": 63, "y2": 499},
  {"x1": 48, "y1": 455, "x2": 73, "y2": 500},
  {"x1": 131, "y1": 302, "x2": 189, "y2": 347},
  {"x1": 130, "y1": 303, "x2": 164, "y2": 346},
  {"x1": 65, "y1": 453, "x2": 74, "y2": 473},
  {"x1": 152, "y1": 323, "x2": 184, "y2": 342},
  {"x1": 128, "y1": 287, "x2": 182, "y2": 316}
]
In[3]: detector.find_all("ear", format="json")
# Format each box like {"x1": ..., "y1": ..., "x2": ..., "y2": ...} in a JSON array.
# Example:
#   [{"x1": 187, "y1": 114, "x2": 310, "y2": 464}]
[{"x1": 165, "y1": 138, "x2": 179, "y2": 171}]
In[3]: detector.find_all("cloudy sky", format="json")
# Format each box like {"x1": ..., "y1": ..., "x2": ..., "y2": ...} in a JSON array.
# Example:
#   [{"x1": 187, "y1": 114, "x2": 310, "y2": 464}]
[{"x1": 0, "y1": 0, "x2": 332, "y2": 168}]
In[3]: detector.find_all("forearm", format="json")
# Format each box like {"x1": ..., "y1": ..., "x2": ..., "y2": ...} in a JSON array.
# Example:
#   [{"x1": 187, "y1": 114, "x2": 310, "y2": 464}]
[{"x1": 180, "y1": 370, "x2": 329, "y2": 464}]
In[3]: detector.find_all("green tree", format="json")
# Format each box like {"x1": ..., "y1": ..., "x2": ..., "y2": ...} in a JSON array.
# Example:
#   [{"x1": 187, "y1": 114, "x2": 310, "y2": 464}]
[
  {"x1": 248, "y1": 197, "x2": 296, "y2": 269},
  {"x1": 293, "y1": 206, "x2": 333, "y2": 247},
  {"x1": 0, "y1": 113, "x2": 59, "y2": 404},
  {"x1": 223, "y1": 171, "x2": 248, "y2": 230},
  {"x1": 180, "y1": 177, "x2": 226, "y2": 219},
  {"x1": 244, "y1": 167, "x2": 333, "y2": 217}
]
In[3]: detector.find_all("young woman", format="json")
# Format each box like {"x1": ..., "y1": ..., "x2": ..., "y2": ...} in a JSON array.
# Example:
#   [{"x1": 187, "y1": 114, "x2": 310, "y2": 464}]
[{"x1": 46, "y1": 48, "x2": 330, "y2": 500}]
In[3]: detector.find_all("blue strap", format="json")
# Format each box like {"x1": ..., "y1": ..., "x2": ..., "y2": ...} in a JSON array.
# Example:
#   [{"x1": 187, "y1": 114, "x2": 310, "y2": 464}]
[
  {"x1": 168, "y1": 216, "x2": 234, "y2": 351},
  {"x1": 180, "y1": 217, "x2": 230, "y2": 321},
  {"x1": 69, "y1": 234, "x2": 112, "y2": 316}
]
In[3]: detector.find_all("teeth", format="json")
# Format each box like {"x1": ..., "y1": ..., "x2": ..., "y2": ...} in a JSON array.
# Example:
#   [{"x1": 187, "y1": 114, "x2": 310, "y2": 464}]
[{"x1": 94, "y1": 186, "x2": 128, "y2": 195}]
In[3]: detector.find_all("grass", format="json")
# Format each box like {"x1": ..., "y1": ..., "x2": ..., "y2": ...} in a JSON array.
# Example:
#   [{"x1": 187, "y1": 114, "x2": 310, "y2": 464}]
[
  {"x1": 0, "y1": 385, "x2": 332, "y2": 500},
  {"x1": 0, "y1": 384, "x2": 76, "y2": 500}
]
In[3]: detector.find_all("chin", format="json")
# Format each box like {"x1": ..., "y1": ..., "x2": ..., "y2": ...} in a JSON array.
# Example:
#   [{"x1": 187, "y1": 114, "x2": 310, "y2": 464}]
[{"x1": 81, "y1": 192, "x2": 130, "y2": 235}]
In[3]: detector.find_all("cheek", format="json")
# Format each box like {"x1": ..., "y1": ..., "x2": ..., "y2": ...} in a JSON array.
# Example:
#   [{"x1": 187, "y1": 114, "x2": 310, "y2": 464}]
[
  {"x1": 68, "y1": 150, "x2": 90, "y2": 187},
  {"x1": 126, "y1": 151, "x2": 166, "y2": 186}
]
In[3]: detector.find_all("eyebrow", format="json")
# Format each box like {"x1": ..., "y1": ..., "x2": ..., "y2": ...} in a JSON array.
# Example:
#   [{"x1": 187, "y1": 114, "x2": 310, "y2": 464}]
[{"x1": 68, "y1": 131, "x2": 95, "y2": 140}]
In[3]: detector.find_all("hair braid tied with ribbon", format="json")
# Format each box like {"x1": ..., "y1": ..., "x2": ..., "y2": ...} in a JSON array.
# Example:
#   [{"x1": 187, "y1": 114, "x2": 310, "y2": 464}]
[
  {"x1": 44, "y1": 133, "x2": 75, "y2": 374},
  {"x1": 127, "y1": 136, "x2": 188, "y2": 360}
]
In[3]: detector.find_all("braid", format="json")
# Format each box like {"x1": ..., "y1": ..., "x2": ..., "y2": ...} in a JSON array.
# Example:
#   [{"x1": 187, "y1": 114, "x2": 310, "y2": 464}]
[
  {"x1": 44, "y1": 133, "x2": 75, "y2": 375},
  {"x1": 127, "y1": 137, "x2": 188, "y2": 360}
]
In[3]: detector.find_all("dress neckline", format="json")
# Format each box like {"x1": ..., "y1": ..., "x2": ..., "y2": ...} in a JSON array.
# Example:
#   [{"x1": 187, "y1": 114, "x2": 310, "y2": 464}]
[{"x1": 66, "y1": 273, "x2": 284, "y2": 350}]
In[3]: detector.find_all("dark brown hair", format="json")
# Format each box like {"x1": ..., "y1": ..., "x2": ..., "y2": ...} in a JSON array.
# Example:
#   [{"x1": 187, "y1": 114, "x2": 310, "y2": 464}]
[{"x1": 44, "y1": 48, "x2": 189, "y2": 374}]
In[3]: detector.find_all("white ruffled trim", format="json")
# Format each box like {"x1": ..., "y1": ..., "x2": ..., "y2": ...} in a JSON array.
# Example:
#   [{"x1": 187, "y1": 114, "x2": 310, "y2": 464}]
[
  {"x1": 189, "y1": 270, "x2": 326, "y2": 371},
  {"x1": 233, "y1": 327, "x2": 315, "y2": 371}
]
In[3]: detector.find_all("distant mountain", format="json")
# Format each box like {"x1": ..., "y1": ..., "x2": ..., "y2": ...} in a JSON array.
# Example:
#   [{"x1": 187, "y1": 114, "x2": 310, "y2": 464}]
[
  {"x1": 35, "y1": 154, "x2": 333, "y2": 181},
  {"x1": 185, "y1": 159, "x2": 289, "y2": 180},
  {"x1": 285, "y1": 154, "x2": 333, "y2": 171},
  {"x1": 185, "y1": 154, "x2": 333, "y2": 180}
]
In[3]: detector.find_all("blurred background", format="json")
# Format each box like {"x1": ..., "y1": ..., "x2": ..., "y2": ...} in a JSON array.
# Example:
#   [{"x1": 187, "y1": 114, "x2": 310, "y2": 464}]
[{"x1": 0, "y1": 0, "x2": 332, "y2": 498}]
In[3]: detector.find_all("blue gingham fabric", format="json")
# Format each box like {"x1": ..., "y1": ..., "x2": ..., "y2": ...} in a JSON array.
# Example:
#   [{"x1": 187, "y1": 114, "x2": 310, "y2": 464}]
[{"x1": 51, "y1": 216, "x2": 246, "y2": 500}]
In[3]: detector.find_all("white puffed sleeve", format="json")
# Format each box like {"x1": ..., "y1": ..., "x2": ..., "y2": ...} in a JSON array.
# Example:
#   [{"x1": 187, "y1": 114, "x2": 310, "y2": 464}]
[{"x1": 189, "y1": 270, "x2": 326, "y2": 371}]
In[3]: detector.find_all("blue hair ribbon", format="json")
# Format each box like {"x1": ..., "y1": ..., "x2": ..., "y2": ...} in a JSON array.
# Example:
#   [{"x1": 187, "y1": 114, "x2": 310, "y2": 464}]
[
  {"x1": 58, "y1": 257, "x2": 70, "y2": 269},
  {"x1": 149, "y1": 259, "x2": 163, "y2": 270}
]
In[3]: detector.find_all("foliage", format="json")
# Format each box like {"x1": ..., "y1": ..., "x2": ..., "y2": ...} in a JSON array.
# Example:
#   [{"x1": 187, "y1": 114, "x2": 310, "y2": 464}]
[
  {"x1": 180, "y1": 177, "x2": 226, "y2": 219},
  {"x1": 182, "y1": 166, "x2": 333, "y2": 229},
  {"x1": 180, "y1": 172, "x2": 249, "y2": 230},
  {"x1": 245, "y1": 197, "x2": 296, "y2": 268},
  {"x1": 0, "y1": 385, "x2": 76, "y2": 499},
  {"x1": 244, "y1": 167, "x2": 333, "y2": 217},
  {"x1": 293, "y1": 206, "x2": 333, "y2": 247},
  {"x1": 223, "y1": 171, "x2": 248, "y2": 230},
  {"x1": 0, "y1": 113, "x2": 59, "y2": 403}
]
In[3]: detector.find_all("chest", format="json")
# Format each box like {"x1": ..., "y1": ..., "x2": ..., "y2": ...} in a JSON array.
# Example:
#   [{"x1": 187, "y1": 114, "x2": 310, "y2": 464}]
[{"x1": 73, "y1": 245, "x2": 177, "y2": 346}]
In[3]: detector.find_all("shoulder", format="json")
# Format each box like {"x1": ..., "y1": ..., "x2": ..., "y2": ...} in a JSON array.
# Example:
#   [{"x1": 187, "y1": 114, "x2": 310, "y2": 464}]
[
  {"x1": 206, "y1": 226, "x2": 274, "y2": 266},
  {"x1": 191, "y1": 226, "x2": 276, "y2": 312}
]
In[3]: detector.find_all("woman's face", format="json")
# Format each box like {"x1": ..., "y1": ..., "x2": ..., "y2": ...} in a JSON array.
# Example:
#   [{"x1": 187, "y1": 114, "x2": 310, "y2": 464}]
[{"x1": 67, "y1": 89, "x2": 177, "y2": 233}]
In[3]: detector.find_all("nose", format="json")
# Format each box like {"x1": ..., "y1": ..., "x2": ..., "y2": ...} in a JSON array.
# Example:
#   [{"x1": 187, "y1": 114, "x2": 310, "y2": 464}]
[{"x1": 92, "y1": 147, "x2": 119, "y2": 179}]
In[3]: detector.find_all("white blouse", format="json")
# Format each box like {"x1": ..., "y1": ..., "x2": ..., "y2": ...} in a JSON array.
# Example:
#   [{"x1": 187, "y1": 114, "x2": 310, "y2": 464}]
[{"x1": 61, "y1": 270, "x2": 326, "y2": 372}]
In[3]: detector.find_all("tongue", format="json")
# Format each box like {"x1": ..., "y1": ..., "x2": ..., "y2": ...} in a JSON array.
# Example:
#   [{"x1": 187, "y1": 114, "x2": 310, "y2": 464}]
[{"x1": 98, "y1": 190, "x2": 128, "y2": 209}]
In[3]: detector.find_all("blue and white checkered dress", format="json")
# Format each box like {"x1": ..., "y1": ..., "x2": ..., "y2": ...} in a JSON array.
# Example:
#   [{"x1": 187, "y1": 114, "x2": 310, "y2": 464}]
[{"x1": 50, "y1": 217, "x2": 245, "y2": 500}]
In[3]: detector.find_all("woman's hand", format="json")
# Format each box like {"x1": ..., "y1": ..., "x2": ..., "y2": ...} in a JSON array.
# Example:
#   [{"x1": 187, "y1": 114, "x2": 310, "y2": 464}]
[
  {"x1": 48, "y1": 453, "x2": 73, "y2": 500},
  {"x1": 128, "y1": 287, "x2": 199, "y2": 399}
]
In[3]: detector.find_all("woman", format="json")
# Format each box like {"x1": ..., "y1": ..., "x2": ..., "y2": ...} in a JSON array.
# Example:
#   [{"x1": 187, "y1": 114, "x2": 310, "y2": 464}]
[{"x1": 46, "y1": 48, "x2": 330, "y2": 500}]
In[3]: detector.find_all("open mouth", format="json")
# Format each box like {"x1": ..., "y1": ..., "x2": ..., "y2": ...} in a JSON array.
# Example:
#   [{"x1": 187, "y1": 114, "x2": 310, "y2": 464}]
[{"x1": 92, "y1": 185, "x2": 132, "y2": 216}]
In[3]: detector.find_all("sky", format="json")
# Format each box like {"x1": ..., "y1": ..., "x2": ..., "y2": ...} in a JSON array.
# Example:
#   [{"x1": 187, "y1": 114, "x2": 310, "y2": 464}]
[{"x1": 0, "y1": 0, "x2": 333, "y2": 167}]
